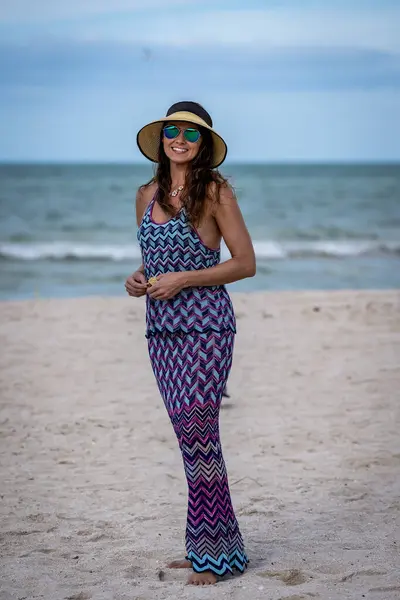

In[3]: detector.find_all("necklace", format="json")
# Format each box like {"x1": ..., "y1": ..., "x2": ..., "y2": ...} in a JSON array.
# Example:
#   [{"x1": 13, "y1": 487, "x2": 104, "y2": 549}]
[{"x1": 170, "y1": 185, "x2": 184, "y2": 197}]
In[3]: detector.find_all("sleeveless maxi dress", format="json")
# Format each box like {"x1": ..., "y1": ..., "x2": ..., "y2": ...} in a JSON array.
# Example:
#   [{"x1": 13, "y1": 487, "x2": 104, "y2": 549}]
[{"x1": 137, "y1": 194, "x2": 249, "y2": 576}]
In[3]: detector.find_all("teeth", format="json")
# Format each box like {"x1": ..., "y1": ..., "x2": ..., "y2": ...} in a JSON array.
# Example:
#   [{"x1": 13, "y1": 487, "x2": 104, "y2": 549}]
[{"x1": 172, "y1": 147, "x2": 187, "y2": 153}]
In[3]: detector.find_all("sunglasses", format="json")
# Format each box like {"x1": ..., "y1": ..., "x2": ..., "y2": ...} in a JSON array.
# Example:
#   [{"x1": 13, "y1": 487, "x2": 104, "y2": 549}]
[{"x1": 163, "y1": 124, "x2": 201, "y2": 144}]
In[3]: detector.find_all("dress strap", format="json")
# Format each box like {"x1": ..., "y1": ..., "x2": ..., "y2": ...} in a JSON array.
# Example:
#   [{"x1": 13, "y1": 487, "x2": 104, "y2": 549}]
[
  {"x1": 143, "y1": 191, "x2": 157, "y2": 218},
  {"x1": 149, "y1": 191, "x2": 157, "y2": 209}
]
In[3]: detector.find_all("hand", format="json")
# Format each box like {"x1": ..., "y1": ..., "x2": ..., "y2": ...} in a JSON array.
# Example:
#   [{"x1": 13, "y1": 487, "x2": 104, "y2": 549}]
[
  {"x1": 147, "y1": 272, "x2": 185, "y2": 301},
  {"x1": 125, "y1": 270, "x2": 147, "y2": 297}
]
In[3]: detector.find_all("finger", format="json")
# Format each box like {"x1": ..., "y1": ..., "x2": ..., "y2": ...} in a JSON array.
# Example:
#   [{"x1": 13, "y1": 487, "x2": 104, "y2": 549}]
[
  {"x1": 126, "y1": 285, "x2": 144, "y2": 296},
  {"x1": 128, "y1": 289, "x2": 145, "y2": 297},
  {"x1": 153, "y1": 290, "x2": 172, "y2": 300},
  {"x1": 128, "y1": 280, "x2": 146, "y2": 290},
  {"x1": 125, "y1": 281, "x2": 136, "y2": 292},
  {"x1": 125, "y1": 284, "x2": 137, "y2": 294},
  {"x1": 125, "y1": 286, "x2": 137, "y2": 296},
  {"x1": 129, "y1": 277, "x2": 146, "y2": 288},
  {"x1": 134, "y1": 274, "x2": 147, "y2": 285},
  {"x1": 147, "y1": 283, "x2": 160, "y2": 295},
  {"x1": 149, "y1": 289, "x2": 164, "y2": 300}
]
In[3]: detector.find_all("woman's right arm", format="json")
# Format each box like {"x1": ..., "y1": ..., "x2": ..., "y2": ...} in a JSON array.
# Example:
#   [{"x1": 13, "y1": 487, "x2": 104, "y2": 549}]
[{"x1": 125, "y1": 187, "x2": 152, "y2": 297}]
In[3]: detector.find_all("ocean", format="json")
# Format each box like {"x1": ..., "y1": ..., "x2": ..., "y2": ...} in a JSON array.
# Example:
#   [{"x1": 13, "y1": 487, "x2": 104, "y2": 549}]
[{"x1": 0, "y1": 163, "x2": 399, "y2": 300}]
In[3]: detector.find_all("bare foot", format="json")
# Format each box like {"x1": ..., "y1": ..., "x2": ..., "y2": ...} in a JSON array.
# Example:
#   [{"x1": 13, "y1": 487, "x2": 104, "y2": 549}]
[
  {"x1": 167, "y1": 559, "x2": 192, "y2": 569},
  {"x1": 187, "y1": 571, "x2": 218, "y2": 586}
]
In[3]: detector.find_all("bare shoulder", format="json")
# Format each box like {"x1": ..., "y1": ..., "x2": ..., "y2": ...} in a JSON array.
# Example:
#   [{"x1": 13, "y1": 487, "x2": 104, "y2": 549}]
[
  {"x1": 136, "y1": 181, "x2": 157, "y2": 224},
  {"x1": 219, "y1": 181, "x2": 237, "y2": 205},
  {"x1": 137, "y1": 180, "x2": 157, "y2": 207},
  {"x1": 207, "y1": 180, "x2": 236, "y2": 217}
]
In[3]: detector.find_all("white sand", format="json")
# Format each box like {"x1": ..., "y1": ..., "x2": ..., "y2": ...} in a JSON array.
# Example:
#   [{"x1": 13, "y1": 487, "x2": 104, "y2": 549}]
[{"x1": 1, "y1": 290, "x2": 399, "y2": 600}]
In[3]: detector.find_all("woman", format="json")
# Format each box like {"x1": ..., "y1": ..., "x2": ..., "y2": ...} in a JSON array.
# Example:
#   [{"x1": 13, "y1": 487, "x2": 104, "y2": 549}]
[{"x1": 125, "y1": 101, "x2": 255, "y2": 586}]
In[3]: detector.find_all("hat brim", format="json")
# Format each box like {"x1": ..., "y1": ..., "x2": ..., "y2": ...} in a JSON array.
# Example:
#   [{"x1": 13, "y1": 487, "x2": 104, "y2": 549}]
[{"x1": 136, "y1": 111, "x2": 227, "y2": 169}]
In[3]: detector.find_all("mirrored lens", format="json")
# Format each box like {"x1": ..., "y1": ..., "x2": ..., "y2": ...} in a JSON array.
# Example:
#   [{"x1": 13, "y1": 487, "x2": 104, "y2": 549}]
[
  {"x1": 184, "y1": 128, "x2": 201, "y2": 143},
  {"x1": 163, "y1": 125, "x2": 180, "y2": 139}
]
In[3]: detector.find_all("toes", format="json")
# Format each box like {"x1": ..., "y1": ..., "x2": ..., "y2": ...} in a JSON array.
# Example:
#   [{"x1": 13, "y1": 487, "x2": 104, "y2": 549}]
[{"x1": 187, "y1": 572, "x2": 217, "y2": 586}]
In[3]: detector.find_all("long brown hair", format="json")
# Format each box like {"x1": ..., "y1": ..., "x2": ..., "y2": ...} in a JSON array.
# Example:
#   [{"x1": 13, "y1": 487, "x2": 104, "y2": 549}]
[{"x1": 141, "y1": 126, "x2": 228, "y2": 226}]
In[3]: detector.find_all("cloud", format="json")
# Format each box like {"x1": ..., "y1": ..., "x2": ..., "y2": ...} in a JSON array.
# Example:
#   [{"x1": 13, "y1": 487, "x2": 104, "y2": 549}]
[
  {"x1": 51, "y1": 7, "x2": 400, "y2": 55},
  {"x1": 1, "y1": 5, "x2": 399, "y2": 56},
  {"x1": 0, "y1": 40, "x2": 399, "y2": 94},
  {"x1": 0, "y1": 0, "x2": 202, "y2": 22},
  {"x1": 1, "y1": 2, "x2": 399, "y2": 162}
]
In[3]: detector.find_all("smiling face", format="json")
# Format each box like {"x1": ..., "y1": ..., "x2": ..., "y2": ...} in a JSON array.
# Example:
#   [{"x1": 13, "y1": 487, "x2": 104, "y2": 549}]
[{"x1": 162, "y1": 120, "x2": 202, "y2": 166}]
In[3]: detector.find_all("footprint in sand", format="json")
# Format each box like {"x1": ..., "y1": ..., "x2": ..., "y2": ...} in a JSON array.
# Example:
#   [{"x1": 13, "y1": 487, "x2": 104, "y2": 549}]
[
  {"x1": 369, "y1": 586, "x2": 400, "y2": 594},
  {"x1": 86, "y1": 533, "x2": 109, "y2": 542},
  {"x1": 4, "y1": 529, "x2": 42, "y2": 537},
  {"x1": 124, "y1": 565, "x2": 141, "y2": 579},
  {"x1": 65, "y1": 594, "x2": 91, "y2": 600},
  {"x1": 257, "y1": 569, "x2": 307, "y2": 586},
  {"x1": 340, "y1": 569, "x2": 387, "y2": 582},
  {"x1": 76, "y1": 529, "x2": 94, "y2": 536},
  {"x1": 278, "y1": 595, "x2": 317, "y2": 600},
  {"x1": 24, "y1": 513, "x2": 47, "y2": 523},
  {"x1": 20, "y1": 548, "x2": 56, "y2": 557}
]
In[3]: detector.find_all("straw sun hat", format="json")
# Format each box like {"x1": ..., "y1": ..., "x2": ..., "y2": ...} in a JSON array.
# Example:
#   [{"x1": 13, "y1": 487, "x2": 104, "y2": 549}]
[{"x1": 136, "y1": 101, "x2": 227, "y2": 168}]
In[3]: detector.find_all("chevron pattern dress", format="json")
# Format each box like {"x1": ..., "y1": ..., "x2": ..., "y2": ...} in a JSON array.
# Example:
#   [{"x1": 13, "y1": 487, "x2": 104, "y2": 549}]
[{"x1": 137, "y1": 194, "x2": 249, "y2": 576}]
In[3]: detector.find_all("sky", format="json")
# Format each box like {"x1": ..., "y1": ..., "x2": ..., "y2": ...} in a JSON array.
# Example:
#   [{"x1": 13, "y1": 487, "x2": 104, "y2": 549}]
[{"x1": 0, "y1": 0, "x2": 399, "y2": 162}]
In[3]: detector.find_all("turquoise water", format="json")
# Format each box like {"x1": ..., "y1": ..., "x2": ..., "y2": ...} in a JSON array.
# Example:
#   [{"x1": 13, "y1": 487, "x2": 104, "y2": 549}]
[{"x1": 0, "y1": 163, "x2": 399, "y2": 300}]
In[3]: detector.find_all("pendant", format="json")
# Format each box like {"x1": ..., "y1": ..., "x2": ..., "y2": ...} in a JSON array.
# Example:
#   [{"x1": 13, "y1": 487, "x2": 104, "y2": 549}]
[{"x1": 170, "y1": 185, "x2": 184, "y2": 197}]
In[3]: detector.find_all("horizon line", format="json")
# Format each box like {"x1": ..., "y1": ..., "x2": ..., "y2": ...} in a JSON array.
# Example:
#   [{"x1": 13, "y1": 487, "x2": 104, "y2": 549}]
[{"x1": 1, "y1": 159, "x2": 400, "y2": 166}]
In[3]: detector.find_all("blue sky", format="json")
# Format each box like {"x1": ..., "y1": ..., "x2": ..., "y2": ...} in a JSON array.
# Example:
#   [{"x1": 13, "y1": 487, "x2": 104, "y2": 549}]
[{"x1": 0, "y1": 0, "x2": 399, "y2": 162}]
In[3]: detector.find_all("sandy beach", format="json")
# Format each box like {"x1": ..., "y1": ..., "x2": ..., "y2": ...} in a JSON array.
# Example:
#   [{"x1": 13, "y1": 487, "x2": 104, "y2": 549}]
[{"x1": 1, "y1": 290, "x2": 399, "y2": 600}]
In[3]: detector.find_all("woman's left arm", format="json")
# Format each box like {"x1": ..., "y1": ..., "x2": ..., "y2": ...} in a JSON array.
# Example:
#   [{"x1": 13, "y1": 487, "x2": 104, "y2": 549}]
[
  {"x1": 148, "y1": 185, "x2": 256, "y2": 300},
  {"x1": 182, "y1": 184, "x2": 256, "y2": 288}
]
